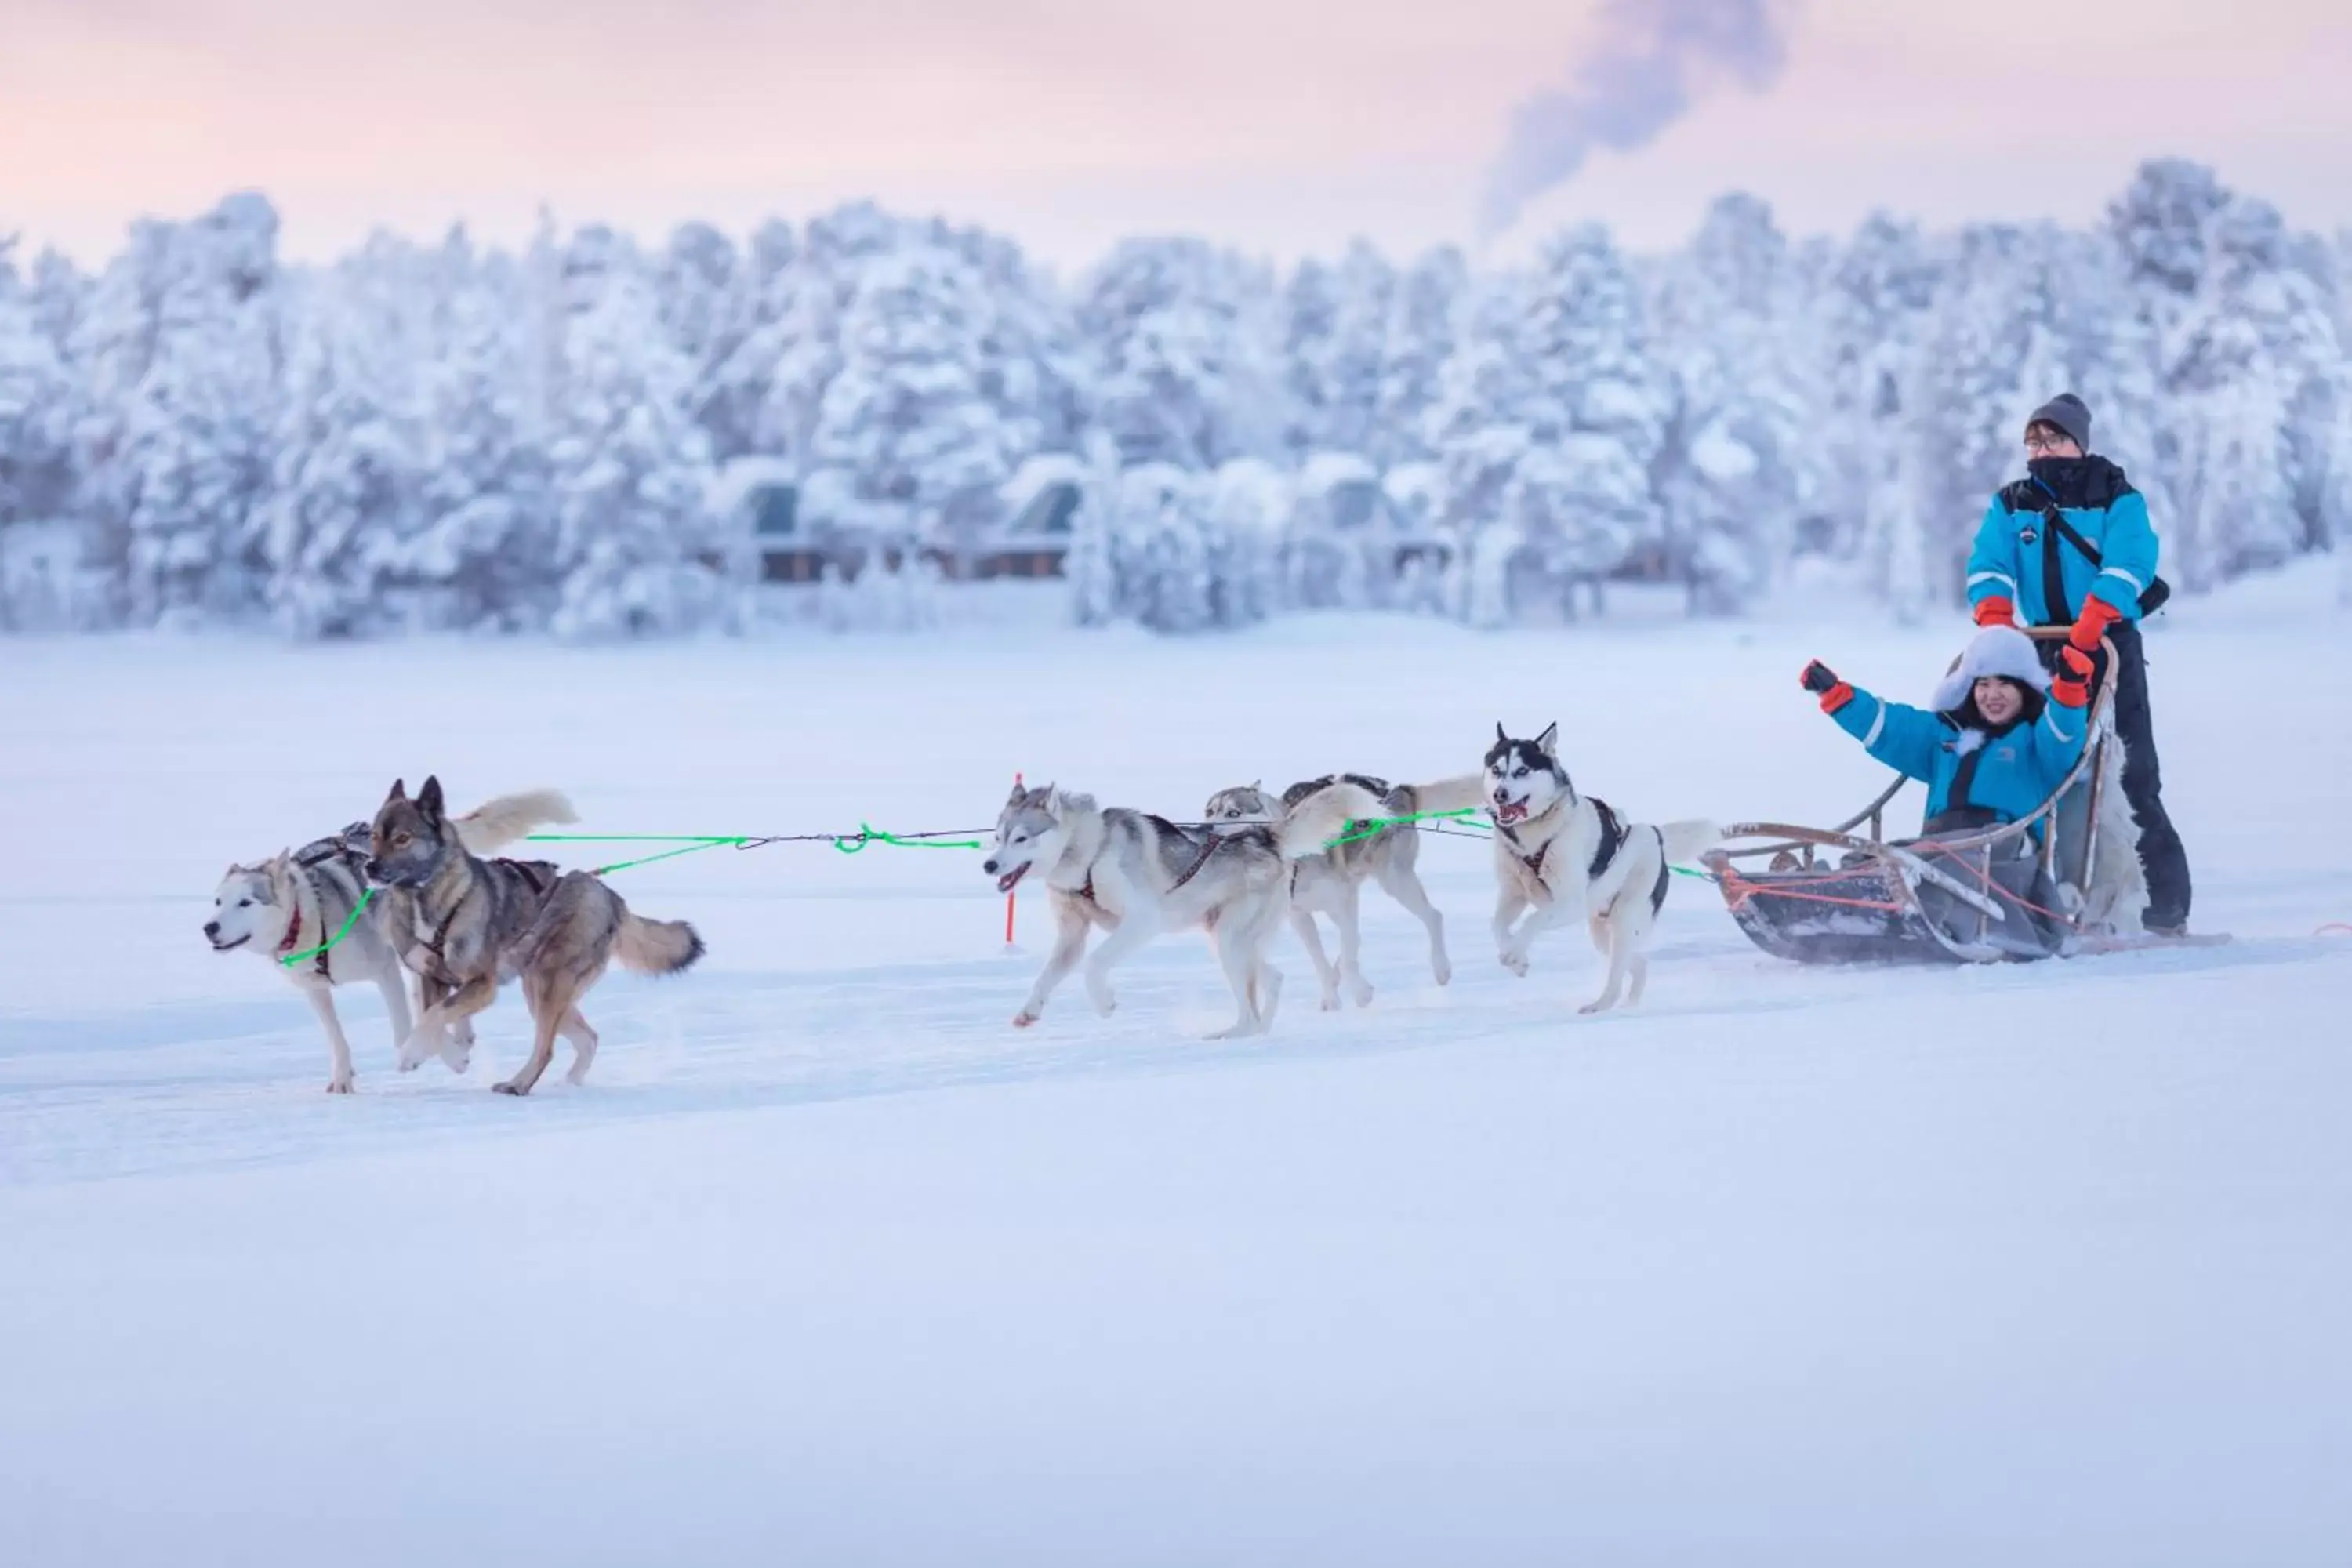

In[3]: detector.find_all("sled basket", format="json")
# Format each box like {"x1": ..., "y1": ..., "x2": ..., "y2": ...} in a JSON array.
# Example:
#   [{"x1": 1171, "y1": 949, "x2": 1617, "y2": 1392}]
[{"x1": 1708, "y1": 630, "x2": 2122, "y2": 967}]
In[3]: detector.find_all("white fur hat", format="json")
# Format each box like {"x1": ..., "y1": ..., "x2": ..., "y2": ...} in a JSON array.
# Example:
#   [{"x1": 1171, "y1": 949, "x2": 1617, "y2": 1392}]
[{"x1": 1932, "y1": 625, "x2": 2051, "y2": 713}]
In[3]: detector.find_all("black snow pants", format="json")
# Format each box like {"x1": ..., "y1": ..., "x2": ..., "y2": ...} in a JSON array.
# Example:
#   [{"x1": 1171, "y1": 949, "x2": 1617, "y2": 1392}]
[{"x1": 2050, "y1": 621, "x2": 2191, "y2": 930}]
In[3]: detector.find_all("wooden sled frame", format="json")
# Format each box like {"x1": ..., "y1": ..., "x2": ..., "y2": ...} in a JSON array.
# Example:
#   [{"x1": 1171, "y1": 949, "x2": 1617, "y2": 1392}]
[{"x1": 1704, "y1": 629, "x2": 2122, "y2": 964}]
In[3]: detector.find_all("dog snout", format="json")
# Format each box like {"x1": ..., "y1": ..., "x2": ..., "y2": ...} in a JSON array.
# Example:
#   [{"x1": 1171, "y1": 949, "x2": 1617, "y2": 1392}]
[
  {"x1": 982, "y1": 858, "x2": 1000, "y2": 875},
  {"x1": 363, "y1": 858, "x2": 385, "y2": 882},
  {"x1": 202, "y1": 920, "x2": 220, "y2": 939}
]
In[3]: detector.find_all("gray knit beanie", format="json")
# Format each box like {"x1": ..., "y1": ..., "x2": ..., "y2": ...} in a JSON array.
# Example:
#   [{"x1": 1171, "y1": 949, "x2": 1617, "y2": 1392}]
[{"x1": 2025, "y1": 392, "x2": 2092, "y2": 452}]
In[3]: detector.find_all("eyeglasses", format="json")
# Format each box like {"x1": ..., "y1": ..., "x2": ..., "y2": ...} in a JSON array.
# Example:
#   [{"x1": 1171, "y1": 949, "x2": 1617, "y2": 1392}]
[{"x1": 2024, "y1": 432, "x2": 2075, "y2": 454}]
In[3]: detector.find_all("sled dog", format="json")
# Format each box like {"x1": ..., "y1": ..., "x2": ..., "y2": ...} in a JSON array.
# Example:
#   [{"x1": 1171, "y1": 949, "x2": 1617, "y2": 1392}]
[
  {"x1": 1203, "y1": 771, "x2": 1484, "y2": 1009},
  {"x1": 985, "y1": 777, "x2": 1385, "y2": 1038},
  {"x1": 366, "y1": 775, "x2": 705, "y2": 1096},
  {"x1": 206, "y1": 789, "x2": 579, "y2": 1093},
  {"x1": 1482, "y1": 724, "x2": 1719, "y2": 1014}
]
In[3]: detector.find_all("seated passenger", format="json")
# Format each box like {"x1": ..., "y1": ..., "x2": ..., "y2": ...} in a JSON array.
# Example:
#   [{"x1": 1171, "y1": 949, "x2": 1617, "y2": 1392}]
[{"x1": 1799, "y1": 626, "x2": 2094, "y2": 837}]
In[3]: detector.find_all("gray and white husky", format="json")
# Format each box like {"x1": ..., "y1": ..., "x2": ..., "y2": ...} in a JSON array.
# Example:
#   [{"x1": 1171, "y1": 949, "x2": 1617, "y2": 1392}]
[
  {"x1": 985, "y1": 778, "x2": 1386, "y2": 1039},
  {"x1": 1203, "y1": 771, "x2": 1485, "y2": 1010},
  {"x1": 205, "y1": 789, "x2": 579, "y2": 1093},
  {"x1": 1483, "y1": 724, "x2": 1719, "y2": 1014}
]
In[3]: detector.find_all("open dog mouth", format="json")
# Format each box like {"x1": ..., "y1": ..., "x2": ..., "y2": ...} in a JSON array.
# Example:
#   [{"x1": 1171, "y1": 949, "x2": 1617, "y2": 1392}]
[
  {"x1": 1491, "y1": 800, "x2": 1530, "y2": 826},
  {"x1": 209, "y1": 935, "x2": 250, "y2": 952},
  {"x1": 995, "y1": 864, "x2": 1029, "y2": 895}
]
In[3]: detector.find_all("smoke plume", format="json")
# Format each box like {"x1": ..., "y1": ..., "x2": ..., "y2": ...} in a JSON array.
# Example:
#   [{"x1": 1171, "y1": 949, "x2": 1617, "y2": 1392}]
[{"x1": 1479, "y1": 0, "x2": 1798, "y2": 238}]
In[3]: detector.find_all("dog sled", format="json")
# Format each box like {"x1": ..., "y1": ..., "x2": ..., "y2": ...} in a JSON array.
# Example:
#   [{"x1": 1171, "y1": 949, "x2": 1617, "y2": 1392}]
[{"x1": 1704, "y1": 629, "x2": 2198, "y2": 966}]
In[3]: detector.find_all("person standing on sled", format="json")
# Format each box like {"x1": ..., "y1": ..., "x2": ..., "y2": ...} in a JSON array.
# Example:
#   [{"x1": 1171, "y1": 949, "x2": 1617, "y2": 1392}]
[
  {"x1": 1800, "y1": 626, "x2": 2096, "y2": 955},
  {"x1": 1962, "y1": 392, "x2": 2190, "y2": 936}
]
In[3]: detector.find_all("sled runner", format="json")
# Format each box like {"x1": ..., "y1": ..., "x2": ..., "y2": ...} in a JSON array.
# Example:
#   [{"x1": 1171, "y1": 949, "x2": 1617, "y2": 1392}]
[{"x1": 1706, "y1": 630, "x2": 2160, "y2": 966}]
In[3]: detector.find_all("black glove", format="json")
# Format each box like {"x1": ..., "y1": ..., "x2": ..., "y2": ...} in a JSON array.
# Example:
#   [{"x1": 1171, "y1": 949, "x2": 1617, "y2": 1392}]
[{"x1": 1800, "y1": 660, "x2": 1839, "y2": 695}]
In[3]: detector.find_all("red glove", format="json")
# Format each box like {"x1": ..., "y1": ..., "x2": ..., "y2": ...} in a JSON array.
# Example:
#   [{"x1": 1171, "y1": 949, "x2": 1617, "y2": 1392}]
[
  {"x1": 1973, "y1": 596, "x2": 2016, "y2": 629},
  {"x1": 2051, "y1": 644, "x2": 2094, "y2": 708},
  {"x1": 1801, "y1": 660, "x2": 1853, "y2": 714},
  {"x1": 2068, "y1": 596, "x2": 2122, "y2": 652}
]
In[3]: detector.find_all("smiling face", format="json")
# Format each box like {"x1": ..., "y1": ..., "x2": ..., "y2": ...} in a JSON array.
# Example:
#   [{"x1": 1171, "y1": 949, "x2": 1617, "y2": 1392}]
[
  {"x1": 205, "y1": 858, "x2": 288, "y2": 953},
  {"x1": 1483, "y1": 723, "x2": 1568, "y2": 827},
  {"x1": 1973, "y1": 677, "x2": 2026, "y2": 728},
  {"x1": 984, "y1": 782, "x2": 1068, "y2": 895}
]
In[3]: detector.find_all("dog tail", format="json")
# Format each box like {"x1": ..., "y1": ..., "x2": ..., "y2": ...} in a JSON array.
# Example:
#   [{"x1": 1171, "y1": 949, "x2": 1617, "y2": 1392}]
[
  {"x1": 612, "y1": 909, "x2": 706, "y2": 976},
  {"x1": 1276, "y1": 781, "x2": 1388, "y2": 861},
  {"x1": 454, "y1": 789, "x2": 579, "y2": 854},
  {"x1": 1399, "y1": 773, "x2": 1487, "y2": 816},
  {"x1": 1658, "y1": 819, "x2": 1723, "y2": 866}
]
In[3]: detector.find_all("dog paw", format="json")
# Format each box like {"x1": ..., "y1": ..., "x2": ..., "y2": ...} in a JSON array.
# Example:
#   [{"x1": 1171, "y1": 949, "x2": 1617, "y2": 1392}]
[
  {"x1": 1087, "y1": 990, "x2": 1117, "y2": 1018},
  {"x1": 1346, "y1": 978, "x2": 1374, "y2": 1008},
  {"x1": 492, "y1": 1080, "x2": 528, "y2": 1097},
  {"x1": 1318, "y1": 992, "x2": 1341, "y2": 1012},
  {"x1": 1012, "y1": 1010, "x2": 1040, "y2": 1029},
  {"x1": 443, "y1": 1049, "x2": 472, "y2": 1076},
  {"x1": 325, "y1": 1077, "x2": 354, "y2": 1095},
  {"x1": 1499, "y1": 949, "x2": 1530, "y2": 978},
  {"x1": 1578, "y1": 999, "x2": 1613, "y2": 1016},
  {"x1": 1432, "y1": 958, "x2": 1453, "y2": 986}
]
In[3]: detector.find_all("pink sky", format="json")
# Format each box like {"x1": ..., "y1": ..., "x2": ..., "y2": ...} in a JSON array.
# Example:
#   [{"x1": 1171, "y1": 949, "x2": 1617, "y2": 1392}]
[{"x1": 4, "y1": 0, "x2": 2348, "y2": 270}]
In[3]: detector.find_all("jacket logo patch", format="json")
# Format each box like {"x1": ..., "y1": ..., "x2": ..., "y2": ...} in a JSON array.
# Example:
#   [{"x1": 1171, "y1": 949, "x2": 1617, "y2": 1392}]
[{"x1": 2018, "y1": 525, "x2": 2038, "y2": 544}]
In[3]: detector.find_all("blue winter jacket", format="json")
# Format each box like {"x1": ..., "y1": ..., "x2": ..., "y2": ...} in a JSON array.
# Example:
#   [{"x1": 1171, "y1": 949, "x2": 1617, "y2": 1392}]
[
  {"x1": 1827, "y1": 688, "x2": 2091, "y2": 831},
  {"x1": 1965, "y1": 457, "x2": 2160, "y2": 627}
]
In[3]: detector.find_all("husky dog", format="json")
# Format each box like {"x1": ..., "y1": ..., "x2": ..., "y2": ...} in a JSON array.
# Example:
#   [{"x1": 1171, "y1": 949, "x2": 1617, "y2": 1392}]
[
  {"x1": 366, "y1": 775, "x2": 705, "y2": 1096},
  {"x1": 985, "y1": 778, "x2": 1385, "y2": 1039},
  {"x1": 1203, "y1": 771, "x2": 1484, "y2": 1010},
  {"x1": 1483, "y1": 724, "x2": 1720, "y2": 1014},
  {"x1": 205, "y1": 789, "x2": 579, "y2": 1094}
]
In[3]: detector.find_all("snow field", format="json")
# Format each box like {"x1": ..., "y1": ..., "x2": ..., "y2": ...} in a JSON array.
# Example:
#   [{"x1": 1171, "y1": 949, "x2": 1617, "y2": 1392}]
[{"x1": 2, "y1": 604, "x2": 2349, "y2": 1564}]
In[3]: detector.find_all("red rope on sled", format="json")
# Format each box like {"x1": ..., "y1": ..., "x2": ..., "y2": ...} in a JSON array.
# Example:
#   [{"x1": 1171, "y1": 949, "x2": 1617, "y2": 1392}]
[{"x1": 1717, "y1": 868, "x2": 1909, "y2": 916}]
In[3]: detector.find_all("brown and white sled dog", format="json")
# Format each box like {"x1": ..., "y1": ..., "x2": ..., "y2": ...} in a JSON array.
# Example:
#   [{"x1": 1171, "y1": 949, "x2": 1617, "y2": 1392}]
[
  {"x1": 1203, "y1": 771, "x2": 1484, "y2": 1010},
  {"x1": 205, "y1": 789, "x2": 579, "y2": 1093},
  {"x1": 1483, "y1": 724, "x2": 1719, "y2": 1014},
  {"x1": 365, "y1": 775, "x2": 705, "y2": 1096},
  {"x1": 985, "y1": 778, "x2": 1385, "y2": 1039}
]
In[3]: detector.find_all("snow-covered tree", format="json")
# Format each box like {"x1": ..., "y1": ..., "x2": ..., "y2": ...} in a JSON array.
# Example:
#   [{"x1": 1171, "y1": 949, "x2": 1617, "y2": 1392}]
[
  {"x1": 543, "y1": 227, "x2": 728, "y2": 638},
  {"x1": 1504, "y1": 226, "x2": 1669, "y2": 613},
  {"x1": 2110, "y1": 160, "x2": 2345, "y2": 587},
  {"x1": 0, "y1": 239, "x2": 77, "y2": 527},
  {"x1": 1372, "y1": 247, "x2": 1467, "y2": 469},
  {"x1": 256, "y1": 238, "x2": 429, "y2": 637},
  {"x1": 72, "y1": 194, "x2": 285, "y2": 627},
  {"x1": 1079, "y1": 238, "x2": 1283, "y2": 471},
  {"x1": 1282, "y1": 241, "x2": 1393, "y2": 461},
  {"x1": 413, "y1": 233, "x2": 553, "y2": 630},
  {"x1": 804, "y1": 219, "x2": 1084, "y2": 552}
]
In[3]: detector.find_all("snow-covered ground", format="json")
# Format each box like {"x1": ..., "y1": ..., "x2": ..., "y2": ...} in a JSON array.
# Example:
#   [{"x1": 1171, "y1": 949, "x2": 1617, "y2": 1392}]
[{"x1": 4, "y1": 590, "x2": 2350, "y2": 1566}]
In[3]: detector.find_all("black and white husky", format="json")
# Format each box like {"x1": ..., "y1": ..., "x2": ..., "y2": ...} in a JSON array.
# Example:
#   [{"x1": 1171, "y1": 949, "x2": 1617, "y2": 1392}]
[
  {"x1": 985, "y1": 778, "x2": 1386, "y2": 1039},
  {"x1": 1483, "y1": 725, "x2": 1719, "y2": 1014},
  {"x1": 1203, "y1": 772, "x2": 1485, "y2": 1010},
  {"x1": 204, "y1": 789, "x2": 577, "y2": 1092}
]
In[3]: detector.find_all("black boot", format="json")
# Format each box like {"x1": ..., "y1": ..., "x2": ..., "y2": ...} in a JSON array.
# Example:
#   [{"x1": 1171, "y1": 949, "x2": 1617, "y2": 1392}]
[{"x1": 2103, "y1": 622, "x2": 2191, "y2": 931}]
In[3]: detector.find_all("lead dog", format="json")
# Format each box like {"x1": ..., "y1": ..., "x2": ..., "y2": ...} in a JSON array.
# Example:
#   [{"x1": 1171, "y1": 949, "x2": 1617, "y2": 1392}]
[
  {"x1": 205, "y1": 789, "x2": 579, "y2": 1093},
  {"x1": 1202, "y1": 771, "x2": 1483, "y2": 1009},
  {"x1": 985, "y1": 778, "x2": 1385, "y2": 1038},
  {"x1": 1483, "y1": 724, "x2": 1719, "y2": 1013},
  {"x1": 366, "y1": 775, "x2": 704, "y2": 1096}
]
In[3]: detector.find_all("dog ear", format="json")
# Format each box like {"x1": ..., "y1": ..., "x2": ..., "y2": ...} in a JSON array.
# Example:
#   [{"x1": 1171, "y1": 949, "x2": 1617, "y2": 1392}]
[
  {"x1": 417, "y1": 775, "x2": 445, "y2": 820},
  {"x1": 1536, "y1": 721, "x2": 1559, "y2": 756},
  {"x1": 1495, "y1": 722, "x2": 1508, "y2": 746},
  {"x1": 1007, "y1": 777, "x2": 1027, "y2": 808}
]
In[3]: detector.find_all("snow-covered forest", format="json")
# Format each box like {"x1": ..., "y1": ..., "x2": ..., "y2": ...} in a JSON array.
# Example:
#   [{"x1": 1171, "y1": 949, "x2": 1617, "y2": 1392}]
[{"x1": 2, "y1": 158, "x2": 2346, "y2": 637}]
